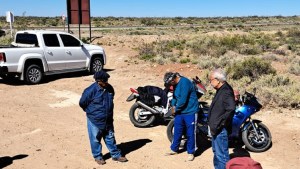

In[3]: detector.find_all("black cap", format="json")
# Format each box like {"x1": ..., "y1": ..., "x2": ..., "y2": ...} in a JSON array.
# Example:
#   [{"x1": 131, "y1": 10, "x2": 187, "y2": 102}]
[
  {"x1": 94, "y1": 71, "x2": 110, "y2": 82},
  {"x1": 164, "y1": 72, "x2": 177, "y2": 84}
]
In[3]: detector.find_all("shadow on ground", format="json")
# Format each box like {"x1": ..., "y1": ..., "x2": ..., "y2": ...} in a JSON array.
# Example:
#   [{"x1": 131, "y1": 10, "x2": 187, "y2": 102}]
[
  {"x1": 0, "y1": 154, "x2": 28, "y2": 168},
  {"x1": 194, "y1": 134, "x2": 212, "y2": 157},
  {"x1": 0, "y1": 69, "x2": 115, "y2": 86},
  {"x1": 103, "y1": 138, "x2": 152, "y2": 160},
  {"x1": 229, "y1": 147, "x2": 251, "y2": 158}
]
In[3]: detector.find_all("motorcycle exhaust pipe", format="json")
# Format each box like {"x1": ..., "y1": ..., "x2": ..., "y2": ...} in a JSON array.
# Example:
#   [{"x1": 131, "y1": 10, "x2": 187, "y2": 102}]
[{"x1": 136, "y1": 101, "x2": 160, "y2": 114}]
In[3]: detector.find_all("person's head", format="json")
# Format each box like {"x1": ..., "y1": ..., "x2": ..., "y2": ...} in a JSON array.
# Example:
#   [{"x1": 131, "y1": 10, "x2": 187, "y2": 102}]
[
  {"x1": 209, "y1": 68, "x2": 227, "y2": 89},
  {"x1": 164, "y1": 72, "x2": 180, "y2": 86},
  {"x1": 94, "y1": 70, "x2": 110, "y2": 88}
]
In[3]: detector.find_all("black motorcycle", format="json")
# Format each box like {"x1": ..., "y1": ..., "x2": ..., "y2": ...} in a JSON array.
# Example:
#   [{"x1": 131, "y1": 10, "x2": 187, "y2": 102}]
[{"x1": 126, "y1": 76, "x2": 207, "y2": 127}]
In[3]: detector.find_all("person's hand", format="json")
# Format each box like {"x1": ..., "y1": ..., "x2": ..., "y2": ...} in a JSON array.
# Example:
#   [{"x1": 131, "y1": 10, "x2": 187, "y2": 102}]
[{"x1": 171, "y1": 106, "x2": 176, "y2": 115}]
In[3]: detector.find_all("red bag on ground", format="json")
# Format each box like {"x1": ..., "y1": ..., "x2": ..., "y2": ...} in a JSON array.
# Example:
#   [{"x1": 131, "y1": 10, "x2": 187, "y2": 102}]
[{"x1": 226, "y1": 157, "x2": 262, "y2": 169}]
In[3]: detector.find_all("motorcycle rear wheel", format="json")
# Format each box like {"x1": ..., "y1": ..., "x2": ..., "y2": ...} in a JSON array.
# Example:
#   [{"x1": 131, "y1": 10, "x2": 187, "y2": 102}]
[
  {"x1": 129, "y1": 103, "x2": 156, "y2": 127},
  {"x1": 242, "y1": 122, "x2": 272, "y2": 152},
  {"x1": 166, "y1": 119, "x2": 175, "y2": 142},
  {"x1": 166, "y1": 119, "x2": 187, "y2": 147}
]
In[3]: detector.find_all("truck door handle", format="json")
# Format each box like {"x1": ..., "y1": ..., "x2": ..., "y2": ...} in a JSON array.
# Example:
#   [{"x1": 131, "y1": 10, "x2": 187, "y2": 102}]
[
  {"x1": 66, "y1": 51, "x2": 71, "y2": 54},
  {"x1": 47, "y1": 51, "x2": 53, "y2": 55}
]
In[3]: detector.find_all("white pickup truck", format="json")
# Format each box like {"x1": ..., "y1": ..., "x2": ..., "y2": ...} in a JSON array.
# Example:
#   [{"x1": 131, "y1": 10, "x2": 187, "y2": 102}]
[{"x1": 0, "y1": 30, "x2": 106, "y2": 84}]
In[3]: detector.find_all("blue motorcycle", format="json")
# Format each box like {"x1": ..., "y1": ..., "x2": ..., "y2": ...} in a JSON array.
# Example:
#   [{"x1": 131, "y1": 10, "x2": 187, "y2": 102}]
[{"x1": 166, "y1": 91, "x2": 272, "y2": 152}]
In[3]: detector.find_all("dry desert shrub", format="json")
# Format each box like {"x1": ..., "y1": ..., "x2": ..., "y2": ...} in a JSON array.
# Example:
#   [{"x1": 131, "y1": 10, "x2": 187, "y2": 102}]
[
  {"x1": 196, "y1": 54, "x2": 237, "y2": 70},
  {"x1": 226, "y1": 57, "x2": 276, "y2": 81},
  {"x1": 0, "y1": 35, "x2": 13, "y2": 45},
  {"x1": 251, "y1": 74, "x2": 300, "y2": 108},
  {"x1": 288, "y1": 58, "x2": 300, "y2": 75},
  {"x1": 227, "y1": 74, "x2": 300, "y2": 108}
]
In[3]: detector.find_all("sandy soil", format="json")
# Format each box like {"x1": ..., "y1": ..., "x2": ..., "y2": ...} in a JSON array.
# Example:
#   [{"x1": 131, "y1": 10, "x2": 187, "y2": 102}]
[{"x1": 1, "y1": 43, "x2": 300, "y2": 169}]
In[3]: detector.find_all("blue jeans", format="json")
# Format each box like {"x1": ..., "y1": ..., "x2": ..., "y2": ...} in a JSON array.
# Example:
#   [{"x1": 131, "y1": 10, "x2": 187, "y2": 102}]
[
  {"x1": 211, "y1": 128, "x2": 229, "y2": 169},
  {"x1": 87, "y1": 118, "x2": 121, "y2": 160},
  {"x1": 171, "y1": 113, "x2": 197, "y2": 154}
]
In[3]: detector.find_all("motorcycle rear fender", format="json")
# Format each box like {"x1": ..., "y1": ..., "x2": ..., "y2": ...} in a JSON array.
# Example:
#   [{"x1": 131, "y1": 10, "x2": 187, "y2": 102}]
[
  {"x1": 241, "y1": 119, "x2": 262, "y2": 132},
  {"x1": 126, "y1": 93, "x2": 138, "y2": 102}
]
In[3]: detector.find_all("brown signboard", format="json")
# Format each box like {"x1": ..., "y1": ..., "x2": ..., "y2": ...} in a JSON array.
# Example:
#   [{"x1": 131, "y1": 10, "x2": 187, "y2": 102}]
[{"x1": 67, "y1": 0, "x2": 90, "y2": 24}]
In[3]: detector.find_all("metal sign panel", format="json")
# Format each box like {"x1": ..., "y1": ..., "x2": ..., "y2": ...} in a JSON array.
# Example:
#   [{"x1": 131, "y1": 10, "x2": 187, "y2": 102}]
[
  {"x1": 81, "y1": 0, "x2": 90, "y2": 24},
  {"x1": 67, "y1": 0, "x2": 90, "y2": 24},
  {"x1": 6, "y1": 11, "x2": 14, "y2": 23}
]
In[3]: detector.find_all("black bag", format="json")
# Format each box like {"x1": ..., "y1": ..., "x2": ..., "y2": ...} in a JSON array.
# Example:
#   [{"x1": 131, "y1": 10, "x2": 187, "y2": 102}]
[{"x1": 137, "y1": 86, "x2": 166, "y2": 107}]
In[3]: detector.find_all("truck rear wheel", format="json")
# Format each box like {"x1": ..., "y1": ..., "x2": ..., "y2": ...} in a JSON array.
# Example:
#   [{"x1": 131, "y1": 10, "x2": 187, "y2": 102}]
[{"x1": 25, "y1": 64, "x2": 43, "y2": 84}]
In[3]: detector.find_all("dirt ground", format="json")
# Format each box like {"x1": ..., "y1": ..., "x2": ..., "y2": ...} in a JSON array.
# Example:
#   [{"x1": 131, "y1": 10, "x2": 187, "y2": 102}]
[{"x1": 1, "y1": 43, "x2": 300, "y2": 169}]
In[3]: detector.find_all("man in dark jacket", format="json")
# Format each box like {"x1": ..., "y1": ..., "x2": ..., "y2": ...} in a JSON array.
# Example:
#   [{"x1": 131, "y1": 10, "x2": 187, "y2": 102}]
[
  {"x1": 208, "y1": 68, "x2": 236, "y2": 169},
  {"x1": 79, "y1": 71, "x2": 128, "y2": 165}
]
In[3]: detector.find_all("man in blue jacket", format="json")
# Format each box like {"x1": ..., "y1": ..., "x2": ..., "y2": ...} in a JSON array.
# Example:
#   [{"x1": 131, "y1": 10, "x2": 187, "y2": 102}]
[
  {"x1": 79, "y1": 71, "x2": 128, "y2": 165},
  {"x1": 164, "y1": 72, "x2": 199, "y2": 161}
]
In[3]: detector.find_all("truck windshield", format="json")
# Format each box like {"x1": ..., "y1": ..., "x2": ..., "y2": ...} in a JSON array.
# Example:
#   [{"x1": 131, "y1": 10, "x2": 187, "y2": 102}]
[{"x1": 16, "y1": 33, "x2": 38, "y2": 46}]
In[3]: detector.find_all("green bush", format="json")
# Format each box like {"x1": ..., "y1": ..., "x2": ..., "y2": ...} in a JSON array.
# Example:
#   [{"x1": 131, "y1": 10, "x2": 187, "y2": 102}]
[
  {"x1": 287, "y1": 27, "x2": 300, "y2": 37},
  {"x1": 238, "y1": 44, "x2": 262, "y2": 55},
  {"x1": 138, "y1": 43, "x2": 156, "y2": 60},
  {"x1": 220, "y1": 35, "x2": 255, "y2": 50},
  {"x1": 254, "y1": 33, "x2": 274, "y2": 50},
  {"x1": 141, "y1": 18, "x2": 163, "y2": 26},
  {"x1": 140, "y1": 54, "x2": 155, "y2": 60},
  {"x1": 0, "y1": 35, "x2": 13, "y2": 45},
  {"x1": 254, "y1": 74, "x2": 292, "y2": 87},
  {"x1": 197, "y1": 55, "x2": 237, "y2": 70},
  {"x1": 188, "y1": 36, "x2": 226, "y2": 57},
  {"x1": 187, "y1": 34, "x2": 268, "y2": 57},
  {"x1": 227, "y1": 57, "x2": 276, "y2": 81},
  {"x1": 288, "y1": 60, "x2": 300, "y2": 75},
  {"x1": 81, "y1": 37, "x2": 90, "y2": 44},
  {"x1": 179, "y1": 58, "x2": 190, "y2": 63},
  {"x1": 228, "y1": 74, "x2": 300, "y2": 108}
]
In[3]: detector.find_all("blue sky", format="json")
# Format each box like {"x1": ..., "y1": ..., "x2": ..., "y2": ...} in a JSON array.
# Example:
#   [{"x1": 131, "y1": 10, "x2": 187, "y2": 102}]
[{"x1": 0, "y1": 0, "x2": 299, "y2": 17}]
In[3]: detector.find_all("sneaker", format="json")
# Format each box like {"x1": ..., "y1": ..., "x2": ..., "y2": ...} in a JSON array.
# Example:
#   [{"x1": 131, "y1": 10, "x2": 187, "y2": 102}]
[
  {"x1": 165, "y1": 150, "x2": 178, "y2": 156},
  {"x1": 112, "y1": 156, "x2": 128, "y2": 162},
  {"x1": 95, "y1": 159, "x2": 106, "y2": 165},
  {"x1": 187, "y1": 154, "x2": 194, "y2": 161}
]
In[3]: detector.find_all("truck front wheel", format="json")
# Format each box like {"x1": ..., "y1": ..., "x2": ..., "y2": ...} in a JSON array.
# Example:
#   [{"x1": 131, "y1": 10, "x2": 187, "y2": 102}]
[
  {"x1": 25, "y1": 64, "x2": 43, "y2": 84},
  {"x1": 90, "y1": 57, "x2": 103, "y2": 74}
]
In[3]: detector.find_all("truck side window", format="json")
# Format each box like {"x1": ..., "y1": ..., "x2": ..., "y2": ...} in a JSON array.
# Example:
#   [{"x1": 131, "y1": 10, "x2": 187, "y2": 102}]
[
  {"x1": 43, "y1": 34, "x2": 60, "y2": 47},
  {"x1": 60, "y1": 34, "x2": 81, "y2": 47},
  {"x1": 16, "y1": 33, "x2": 38, "y2": 46}
]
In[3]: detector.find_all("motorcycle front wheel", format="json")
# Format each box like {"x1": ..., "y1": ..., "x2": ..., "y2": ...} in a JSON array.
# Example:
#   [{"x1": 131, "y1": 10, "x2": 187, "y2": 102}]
[
  {"x1": 242, "y1": 121, "x2": 272, "y2": 152},
  {"x1": 129, "y1": 103, "x2": 156, "y2": 127}
]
